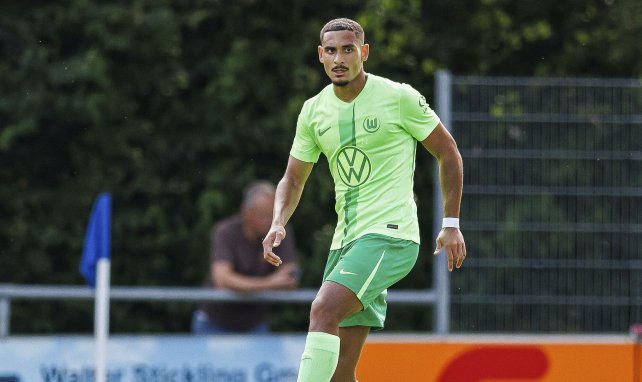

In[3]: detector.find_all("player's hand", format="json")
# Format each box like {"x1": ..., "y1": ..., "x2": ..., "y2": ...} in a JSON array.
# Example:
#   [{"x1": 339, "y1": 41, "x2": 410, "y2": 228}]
[
  {"x1": 433, "y1": 227, "x2": 466, "y2": 272},
  {"x1": 262, "y1": 225, "x2": 287, "y2": 267}
]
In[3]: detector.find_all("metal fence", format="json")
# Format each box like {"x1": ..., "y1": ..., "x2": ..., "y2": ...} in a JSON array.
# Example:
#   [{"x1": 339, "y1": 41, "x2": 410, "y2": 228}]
[
  {"x1": 435, "y1": 71, "x2": 642, "y2": 332},
  {"x1": 0, "y1": 285, "x2": 438, "y2": 337}
]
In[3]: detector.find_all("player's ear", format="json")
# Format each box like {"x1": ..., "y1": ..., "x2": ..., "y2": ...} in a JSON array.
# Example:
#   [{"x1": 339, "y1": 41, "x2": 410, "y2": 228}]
[
  {"x1": 318, "y1": 45, "x2": 324, "y2": 63},
  {"x1": 361, "y1": 43, "x2": 370, "y2": 62}
]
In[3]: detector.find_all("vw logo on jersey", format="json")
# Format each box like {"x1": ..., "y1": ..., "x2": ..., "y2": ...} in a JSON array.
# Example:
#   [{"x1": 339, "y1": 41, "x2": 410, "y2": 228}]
[
  {"x1": 336, "y1": 146, "x2": 371, "y2": 187},
  {"x1": 362, "y1": 116, "x2": 380, "y2": 133}
]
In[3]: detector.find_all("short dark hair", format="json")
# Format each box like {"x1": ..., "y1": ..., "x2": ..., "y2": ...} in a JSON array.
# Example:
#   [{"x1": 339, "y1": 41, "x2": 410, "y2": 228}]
[{"x1": 320, "y1": 18, "x2": 365, "y2": 44}]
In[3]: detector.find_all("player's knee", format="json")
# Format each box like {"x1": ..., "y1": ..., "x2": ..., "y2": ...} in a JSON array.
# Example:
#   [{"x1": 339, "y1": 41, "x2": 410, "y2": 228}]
[{"x1": 309, "y1": 295, "x2": 341, "y2": 328}]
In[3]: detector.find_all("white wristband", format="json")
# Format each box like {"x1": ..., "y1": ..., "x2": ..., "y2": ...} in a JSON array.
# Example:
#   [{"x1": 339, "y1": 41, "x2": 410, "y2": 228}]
[{"x1": 442, "y1": 217, "x2": 460, "y2": 229}]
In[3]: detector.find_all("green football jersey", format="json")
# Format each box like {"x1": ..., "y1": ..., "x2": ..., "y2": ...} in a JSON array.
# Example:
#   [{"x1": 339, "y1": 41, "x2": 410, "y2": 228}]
[{"x1": 290, "y1": 74, "x2": 440, "y2": 249}]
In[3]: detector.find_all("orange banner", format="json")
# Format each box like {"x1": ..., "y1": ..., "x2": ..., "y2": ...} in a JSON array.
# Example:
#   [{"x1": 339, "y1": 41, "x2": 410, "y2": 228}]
[{"x1": 358, "y1": 336, "x2": 639, "y2": 382}]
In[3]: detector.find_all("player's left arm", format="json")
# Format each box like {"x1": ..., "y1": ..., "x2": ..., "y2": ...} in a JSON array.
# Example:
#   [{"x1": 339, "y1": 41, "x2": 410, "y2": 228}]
[{"x1": 421, "y1": 122, "x2": 466, "y2": 271}]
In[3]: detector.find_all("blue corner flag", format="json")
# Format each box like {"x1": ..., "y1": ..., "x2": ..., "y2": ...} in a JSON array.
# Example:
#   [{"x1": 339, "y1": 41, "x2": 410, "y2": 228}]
[{"x1": 80, "y1": 193, "x2": 112, "y2": 287}]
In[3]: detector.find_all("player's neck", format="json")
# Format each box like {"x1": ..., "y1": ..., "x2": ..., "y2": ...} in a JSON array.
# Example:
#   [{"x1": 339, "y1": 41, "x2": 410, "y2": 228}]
[{"x1": 333, "y1": 71, "x2": 368, "y2": 103}]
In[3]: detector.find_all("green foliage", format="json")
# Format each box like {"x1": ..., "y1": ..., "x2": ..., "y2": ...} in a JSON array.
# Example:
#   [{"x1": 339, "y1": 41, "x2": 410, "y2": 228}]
[{"x1": 0, "y1": 0, "x2": 640, "y2": 334}]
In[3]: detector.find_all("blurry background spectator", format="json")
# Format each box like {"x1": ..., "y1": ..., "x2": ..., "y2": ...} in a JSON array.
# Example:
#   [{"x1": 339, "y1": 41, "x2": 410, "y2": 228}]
[{"x1": 191, "y1": 181, "x2": 300, "y2": 334}]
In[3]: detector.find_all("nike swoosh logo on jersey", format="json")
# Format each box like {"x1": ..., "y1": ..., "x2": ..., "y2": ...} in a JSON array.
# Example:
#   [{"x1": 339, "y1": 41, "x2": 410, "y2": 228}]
[
  {"x1": 339, "y1": 269, "x2": 358, "y2": 275},
  {"x1": 318, "y1": 126, "x2": 332, "y2": 136}
]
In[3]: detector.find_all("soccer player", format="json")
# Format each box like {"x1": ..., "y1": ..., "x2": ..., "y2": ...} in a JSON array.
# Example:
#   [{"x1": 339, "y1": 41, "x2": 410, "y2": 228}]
[{"x1": 262, "y1": 18, "x2": 466, "y2": 382}]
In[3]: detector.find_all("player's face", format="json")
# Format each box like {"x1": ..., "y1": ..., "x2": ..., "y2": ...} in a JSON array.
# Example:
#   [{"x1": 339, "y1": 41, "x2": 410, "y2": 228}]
[{"x1": 318, "y1": 30, "x2": 369, "y2": 87}]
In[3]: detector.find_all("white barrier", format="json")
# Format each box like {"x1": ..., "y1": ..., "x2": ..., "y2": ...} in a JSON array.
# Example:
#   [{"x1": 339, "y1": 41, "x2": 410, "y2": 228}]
[{"x1": 0, "y1": 335, "x2": 305, "y2": 382}]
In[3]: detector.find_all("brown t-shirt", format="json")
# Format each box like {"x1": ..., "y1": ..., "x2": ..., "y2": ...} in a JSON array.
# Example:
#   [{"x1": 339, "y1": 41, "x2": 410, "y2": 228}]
[{"x1": 200, "y1": 215, "x2": 296, "y2": 331}]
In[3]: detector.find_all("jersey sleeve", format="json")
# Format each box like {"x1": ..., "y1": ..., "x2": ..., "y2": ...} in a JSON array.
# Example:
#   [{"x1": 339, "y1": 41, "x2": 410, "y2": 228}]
[
  {"x1": 399, "y1": 84, "x2": 441, "y2": 142},
  {"x1": 289, "y1": 102, "x2": 321, "y2": 163}
]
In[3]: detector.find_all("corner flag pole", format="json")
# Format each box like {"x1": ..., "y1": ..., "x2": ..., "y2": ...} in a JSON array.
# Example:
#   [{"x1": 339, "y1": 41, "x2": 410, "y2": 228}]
[
  {"x1": 79, "y1": 193, "x2": 112, "y2": 382},
  {"x1": 95, "y1": 257, "x2": 111, "y2": 382}
]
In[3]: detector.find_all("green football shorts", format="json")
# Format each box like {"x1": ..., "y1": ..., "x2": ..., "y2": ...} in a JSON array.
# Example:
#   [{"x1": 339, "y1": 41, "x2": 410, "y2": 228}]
[{"x1": 323, "y1": 233, "x2": 419, "y2": 330}]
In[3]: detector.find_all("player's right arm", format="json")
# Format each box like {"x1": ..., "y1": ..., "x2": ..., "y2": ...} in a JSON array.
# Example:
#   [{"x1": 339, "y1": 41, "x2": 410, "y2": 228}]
[{"x1": 262, "y1": 156, "x2": 314, "y2": 266}]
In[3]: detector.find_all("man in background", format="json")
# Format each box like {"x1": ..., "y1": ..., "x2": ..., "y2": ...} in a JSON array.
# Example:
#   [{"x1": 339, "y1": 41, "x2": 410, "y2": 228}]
[{"x1": 192, "y1": 180, "x2": 299, "y2": 334}]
